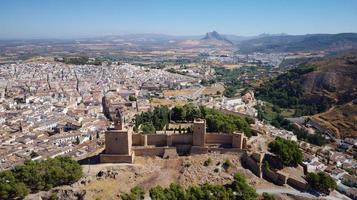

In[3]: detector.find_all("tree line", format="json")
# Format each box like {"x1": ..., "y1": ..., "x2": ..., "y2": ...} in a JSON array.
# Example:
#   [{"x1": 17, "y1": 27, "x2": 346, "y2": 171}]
[
  {"x1": 134, "y1": 105, "x2": 255, "y2": 137},
  {"x1": 0, "y1": 157, "x2": 82, "y2": 199},
  {"x1": 121, "y1": 173, "x2": 258, "y2": 200}
]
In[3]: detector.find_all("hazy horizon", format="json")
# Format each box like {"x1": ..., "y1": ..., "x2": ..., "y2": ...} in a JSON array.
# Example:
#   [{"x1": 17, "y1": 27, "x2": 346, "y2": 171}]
[{"x1": 1, "y1": 0, "x2": 357, "y2": 39}]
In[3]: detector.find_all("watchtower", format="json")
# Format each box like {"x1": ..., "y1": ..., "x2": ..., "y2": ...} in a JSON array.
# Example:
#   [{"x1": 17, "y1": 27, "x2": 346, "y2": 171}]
[
  {"x1": 193, "y1": 119, "x2": 206, "y2": 147},
  {"x1": 100, "y1": 109, "x2": 134, "y2": 163}
]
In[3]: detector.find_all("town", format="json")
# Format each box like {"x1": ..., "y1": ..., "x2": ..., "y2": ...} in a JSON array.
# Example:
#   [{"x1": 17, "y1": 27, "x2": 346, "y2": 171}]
[
  {"x1": 1, "y1": 1, "x2": 357, "y2": 199},
  {"x1": 0, "y1": 48, "x2": 356, "y2": 199}
]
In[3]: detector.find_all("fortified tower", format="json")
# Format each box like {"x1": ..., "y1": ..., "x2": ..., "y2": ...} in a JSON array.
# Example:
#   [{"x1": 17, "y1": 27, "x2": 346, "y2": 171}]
[
  {"x1": 100, "y1": 108, "x2": 134, "y2": 163},
  {"x1": 193, "y1": 119, "x2": 206, "y2": 147}
]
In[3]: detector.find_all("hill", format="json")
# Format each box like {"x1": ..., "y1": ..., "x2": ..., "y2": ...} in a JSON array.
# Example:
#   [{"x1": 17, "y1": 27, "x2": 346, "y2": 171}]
[
  {"x1": 313, "y1": 101, "x2": 357, "y2": 138},
  {"x1": 238, "y1": 33, "x2": 357, "y2": 53},
  {"x1": 178, "y1": 31, "x2": 234, "y2": 48},
  {"x1": 256, "y1": 54, "x2": 357, "y2": 137},
  {"x1": 201, "y1": 31, "x2": 233, "y2": 45}
]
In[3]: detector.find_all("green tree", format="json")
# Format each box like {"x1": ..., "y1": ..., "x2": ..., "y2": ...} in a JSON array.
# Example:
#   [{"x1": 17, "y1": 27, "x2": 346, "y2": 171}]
[
  {"x1": 231, "y1": 173, "x2": 258, "y2": 200},
  {"x1": 306, "y1": 172, "x2": 336, "y2": 195},
  {"x1": 171, "y1": 106, "x2": 186, "y2": 121},
  {"x1": 121, "y1": 186, "x2": 145, "y2": 200},
  {"x1": 141, "y1": 122, "x2": 156, "y2": 134},
  {"x1": 268, "y1": 137, "x2": 303, "y2": 166},
  {"x1": 0, "y1": 157, "x2": 82, "y2": 199},
  {"x1": 143, "y1": 173, "x2": 257, "y2": 200},
  {"x1": 128, "y1": 96, "x2": 137, "y2": 102},
  {"x1": 0, "y1": 171, "x2": 29, "y2": 199}
]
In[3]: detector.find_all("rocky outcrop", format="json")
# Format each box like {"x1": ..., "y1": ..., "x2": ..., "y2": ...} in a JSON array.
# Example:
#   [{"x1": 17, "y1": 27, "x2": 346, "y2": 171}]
[{"x1": 25, "y1": 186, "x2": 86, "y2": 200}]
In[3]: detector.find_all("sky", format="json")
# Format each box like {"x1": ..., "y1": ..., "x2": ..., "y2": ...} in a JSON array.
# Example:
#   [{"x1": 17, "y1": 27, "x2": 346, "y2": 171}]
[{"x1": 0, "y1": 0, "x2": 357, "y2": 39}]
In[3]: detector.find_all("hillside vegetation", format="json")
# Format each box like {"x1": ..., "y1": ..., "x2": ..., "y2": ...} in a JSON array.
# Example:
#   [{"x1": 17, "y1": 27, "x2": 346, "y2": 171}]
[
  {"x1": 257, "y1": 55, "x2": 357, "y2": 116},
  {"x1": 0, "y1": 157, "x2": 82, "y2": 199},
  {"x1": 121, "y1": 173, "x2": 257, "y2": 200},
  {"x1": 256, "y1": 54, "x2": 357, "y2": 138}
]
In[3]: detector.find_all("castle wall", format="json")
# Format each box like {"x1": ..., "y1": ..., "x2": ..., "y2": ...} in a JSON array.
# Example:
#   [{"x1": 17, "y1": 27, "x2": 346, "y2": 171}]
[
  {"x1": 232, "y1": 134, "x2": 243, "y2": 148},
  {"x1": 132, "y1": 134, "x2": 144, "y2": 146},
  {"x1": 103, "y1": 117, "x2": 249, "y2": 164},
  {"x1": 191, "y1": 146, "x2": 209, "y2": 154},
  {"x1": 242, "y1": 153, "x2": 262, "y2": 178},
  {"x1": 208, "y1": 148, "x2": 244, "y2": 154},
  {"x1": 133, "y1": 147, "x2": 178, "y2": 157},
  {"x1": 171, "y1": 134, "x2": 193, "y2": 145},
  {"x1": 100, "y1": 154, "x2": 134, "y2": 163},
  {"x1": 263, "y1": 167, "x2": 288, "y2": 186},
  {"x1": 287, "y1": 177, "x2": 308, "y2": 191},
  {"x1": 206, "y1": 134, "x2": 233, "y2": 145},
  {"x1": 147, "y1": 134, "x2": 167, "y2": 146}
]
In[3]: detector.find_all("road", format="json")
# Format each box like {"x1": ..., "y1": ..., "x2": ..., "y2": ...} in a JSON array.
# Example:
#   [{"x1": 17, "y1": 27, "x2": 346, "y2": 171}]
[
  {"x1": 191, "y1": 86, "x2": 205, "y2": 99},
  {"x1": 257, "y1": 188, "x2": 351, "y2": 200},
  {"x1": 257, "y1": 188, "x2": 315, "y2": 198}
]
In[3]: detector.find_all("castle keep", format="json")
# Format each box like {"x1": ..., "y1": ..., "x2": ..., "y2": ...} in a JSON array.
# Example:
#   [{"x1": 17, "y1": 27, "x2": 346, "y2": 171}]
[{"x1": 100, "y1": 110, "x2": 247, "y2": 163}]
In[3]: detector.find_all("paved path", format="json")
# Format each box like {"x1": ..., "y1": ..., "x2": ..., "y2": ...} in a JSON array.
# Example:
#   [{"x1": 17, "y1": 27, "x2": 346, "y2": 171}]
[
  {"x1": 192, "y1": 86, "x2": 205, "y2": 99},
  {"x1": 257, "y1": 188, "x2": 315, "y2": 198},
  {"x1": 257, "y1": 188, "x2": 350, "y2": 200}
]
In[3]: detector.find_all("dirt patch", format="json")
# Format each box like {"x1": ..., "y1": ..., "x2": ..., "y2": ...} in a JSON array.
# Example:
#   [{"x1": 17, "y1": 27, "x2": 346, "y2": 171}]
[
  {"x1": 150, "y1": 98, "x2": 187, "y2": 107},
  {"x1": 314, "y1": 102, "x2": 357, "y2": 138},
  {"x1": 77, "y1": 153, "x2": 277, "y2": 200}
]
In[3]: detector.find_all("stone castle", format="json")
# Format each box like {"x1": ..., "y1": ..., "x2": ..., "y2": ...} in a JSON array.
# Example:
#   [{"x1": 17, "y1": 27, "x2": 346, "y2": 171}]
[{"x1": 100, "y1": 109, "x2": 248, "y2": 163}]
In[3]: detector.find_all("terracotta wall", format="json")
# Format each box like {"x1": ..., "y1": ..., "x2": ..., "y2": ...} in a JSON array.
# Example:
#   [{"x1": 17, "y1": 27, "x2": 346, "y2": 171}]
[
  {"x1": 171, "y1": 134, "x2": 193, "y2": 145},
  {"x1": 263, "y1": 168, "x2": 287, "y2": 186},
  {"x1": 287, "y1": 177, "x2": 308, "y2": 191},
  {"x1": 208, "y1": 148, "x2": 244, "y2": 154},
  {"x1": 100, "y1": 154, "x2": 134, "y2": 163},
  {"x1": 147, "y1": 135, "x2": 167, "y2": 146},
  {"x1": 133, "y1": 147, "x2": 166, "y2": 156},
  {"x1": 206, "y1": 134, "x2": 233, "y2": 145},
  {"x1": 132, "y1": 134, "x2": 144, "y2": 146},
  {"x1": 242, "y1": 153, "x2": 262, "y2": 178}
]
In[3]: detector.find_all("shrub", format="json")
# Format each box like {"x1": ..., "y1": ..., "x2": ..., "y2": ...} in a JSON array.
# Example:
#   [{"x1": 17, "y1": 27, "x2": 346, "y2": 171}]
[
  {"x1": 204, "y1": 158, "x2": 212, "y2": 166},
  {"x1": 128, "y1": 96, "x2": 137, "y2": 102},
  {"x1": 124, "y1": 173, "x2": 258, "y2": 200},
  {"x1": 223, "y1": 159, "x2": 232, "y2": 170},
  {"x1": 262, "y1": 192, "x2": 275, "y2": 200},
  {"x1": 121, "y1": 186, "x2": 145, "y2": 200}
]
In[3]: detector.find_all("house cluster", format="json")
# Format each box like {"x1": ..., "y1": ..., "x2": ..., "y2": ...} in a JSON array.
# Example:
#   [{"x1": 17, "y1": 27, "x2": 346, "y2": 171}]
[
  {"x1": 0, "y1": 63, "x2": 139, "y2": 170},
  {"x1": 299, "y1": 141, "x2": 357, "y2": 199}
]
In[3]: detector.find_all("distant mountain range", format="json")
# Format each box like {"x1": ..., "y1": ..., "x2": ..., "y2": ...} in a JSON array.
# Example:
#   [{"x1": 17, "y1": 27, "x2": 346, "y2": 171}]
[
  {"x1": 82, "y1": 31, "x2": 357, "y2": 52},
  {"x1": 238, "y1": 33, "x2": 357, "y2": 53},
  {"x1": 1, "y1": 31, "x2": 357, "y2": 53}
]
